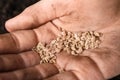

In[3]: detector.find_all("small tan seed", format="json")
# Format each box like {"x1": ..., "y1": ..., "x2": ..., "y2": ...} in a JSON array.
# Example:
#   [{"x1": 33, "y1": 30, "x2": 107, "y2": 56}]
[{"x1": 33, "y1": 30, "x2": 102, "y2": 64}]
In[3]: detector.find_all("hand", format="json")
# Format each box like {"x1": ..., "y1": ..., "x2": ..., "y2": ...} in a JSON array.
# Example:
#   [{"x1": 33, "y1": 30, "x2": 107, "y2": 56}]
[{"x1": 0, "y1": 0, "x2": 120, "y2": 80}]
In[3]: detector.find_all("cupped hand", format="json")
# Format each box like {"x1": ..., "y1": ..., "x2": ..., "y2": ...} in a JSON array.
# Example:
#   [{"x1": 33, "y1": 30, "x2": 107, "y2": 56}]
[{"x1": 0, "y1": 0, "x2": 120, "y2": 80}]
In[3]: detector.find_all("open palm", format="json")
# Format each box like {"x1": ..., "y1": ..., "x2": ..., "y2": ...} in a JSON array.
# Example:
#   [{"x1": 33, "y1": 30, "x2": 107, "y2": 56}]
[{"x1": 0, "y1": 0, "x2": 120, "y2": 80}]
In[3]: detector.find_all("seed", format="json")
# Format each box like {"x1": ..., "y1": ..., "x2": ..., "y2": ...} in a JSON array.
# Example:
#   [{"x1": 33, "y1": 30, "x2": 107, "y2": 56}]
[
  {"x1": 89, "y1": 31, "x2": 94, "y2": 35},
  {"x1": 94, "y1": 32, "x2": 102, "y2": 37},
  {"x1": 71, "y1": 45, "x2": 76, "y2": 51},
  {"x1": 51, "y1": 40, "x2": 56, "y2": 45},
  {"x1": 76, "y1": 47, "x2": 83, "y2": 54},
  {"x1": 71, "y1": 51, "x2": 77, "y2": 56},
  {"x1": 66, "y1": 48, "x2": 71, "y2": 54},
  {"x1": 33, "y1": 30, "x2": 102, "y2": 64}
]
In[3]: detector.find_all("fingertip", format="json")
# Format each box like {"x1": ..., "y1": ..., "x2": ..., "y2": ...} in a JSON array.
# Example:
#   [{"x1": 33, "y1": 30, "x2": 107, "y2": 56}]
[
  {"x1": 5, "y1": 19, "x2": 14, "y2": 32},
  {"x1": 5, "y1": 15, "x2": 22, "y2": 32},
  {"x1": 5, "y1": 14, "x2": 35, "y2": 32},
  {"x1": 5, "y1": 6, "x2": 34, "y2": 32}
]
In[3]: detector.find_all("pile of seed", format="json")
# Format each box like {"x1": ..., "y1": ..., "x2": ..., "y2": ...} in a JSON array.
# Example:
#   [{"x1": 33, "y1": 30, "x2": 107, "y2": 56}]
[{"x1": 33, "y1": 30, "x2": 102, "y2": 64}]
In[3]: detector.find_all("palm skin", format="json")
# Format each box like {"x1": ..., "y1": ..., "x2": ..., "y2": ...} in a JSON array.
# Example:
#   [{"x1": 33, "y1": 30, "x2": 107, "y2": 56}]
[{"x1": 0, "y1": 0, "x2": 120, "y2": 80}]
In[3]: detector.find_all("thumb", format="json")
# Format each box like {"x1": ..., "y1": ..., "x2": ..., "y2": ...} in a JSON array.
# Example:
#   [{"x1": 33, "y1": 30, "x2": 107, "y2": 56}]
[{"x1": 5, "y1": 0, "x2": 58, "y2": 32}]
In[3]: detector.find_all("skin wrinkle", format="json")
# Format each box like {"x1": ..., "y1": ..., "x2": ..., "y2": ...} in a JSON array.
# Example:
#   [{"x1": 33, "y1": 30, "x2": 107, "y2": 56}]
[
  {"x1": 87, "y1": 56, "x2": 105, "y2": 78},
  {"x1": 29, "y1": 30, "x2": 39, "y2": 47},
  {"x1": 54, "y1": 0, "x2": 76, "y2": 19},
  {"x1": 96, "y1": 17, "x2": 120, "y2": 32},
  {"x1": 27, "y1": 9, "x2": 40, "y2": 29},
  {"x1": 82, "y1": 48, "x2": 120, "y2": 79},
  {"x1": 48, "y1": 22, "x2": 61, "y2": 37},
  {"x1": 100, "y1": 27, "x2": 120, "y2": 52},
  {"x1": 50, "y1": 2, "x2": 57, "y2": 19},
  {"x1": 22, "y1": 5, "x2": 41, "y2": 29},
  {"x1": 51, "y1": 6, "x2": 65, "y2": 23},
  {"x1": 16, "y1": 30, "x2": 39, "y2": 51},
  {"x1": 46, "y1": 27, "x2": 57, "y2": 42},
  {"x1": 4, "y1": 54, "x2": 25, "y2": 71},
  {"x1": 0, "y1": 72, "x2": 18, "y2": 80},
  {"x1": 0, "y1": 53, "x2": 38, "y2": 72},
  {"x1": 36, "y1": 64, "x2": 59, "y2": 79},
  {"x1": 30, "y1": 14, "x2": 40, "y2": 30},
  {"x1": 50, "y1": 21, "x2": 61, "y2": 32},
  {"x1": 57, "y1": 55, "x2": 79, "y2": 80},
  {"x1": 9, "y1": 33, "x2": 21, "y2": 53},
  {"x1": 58, "y1": 10, "x2": 82, "y2": 24},
  {"x1": 10, "y1": 31, "x2": 37, "y2": 52},
  {"x1": 44, "y1": 71, "x2": 79, "y2": 80},
  {"x1": 32, "y1": 29, "x2": 40, "y2": 46},
  {"x1": 23, "y1": 69, "x2": 40, "y2": 80},
  {"x1": 34, "y1": 0, "x2": 57, "y2": 26},
  {"x1": 13, "y1": 72, "x2": 19, "y2": 80},
  {"x1": 15, "y1": 66, "x2": 47, "y2": 80},
  {"x1": 35, "y1": 65, "x2": 46, "y2": 79},
  {"x1": 55, "y1": 52, "x2": 105, "y2": 80},
  {"x1": 65, "y1": 56, "x2": 105, "y2": 80},
  {"x1": 55, "y1": 53, "x2": 71, "y2": 71},
  {"x1": 34, "y1": 22, "x2": 60, "y2": 44},
  {"x1": 19, "y1": 51, "x2": 39, "y2": 67},
  {"x1": 71, "y1": 70, "x2": 81, "y2": 80},
  {"x1": 24, "y1": 13, "x2": 38, "y2": 30},
  {"x1": 20, "y1": 68, "x2": 39, "y2": 80},
  {"x1": 0, "y1": 56, "x2": 5, "y2": 72},
  {"x1": 51, "y1": 10, "x2": 74, "y2": 32},
  {"x1": 45, "y1": 2, "x2": 56, "y2": 20},
  {"x1": 68, "y1": 71, "x2": 79, "y2": 80},
  {"x1": 5, "y1": 64, "x2": 59, "y2": 80}
]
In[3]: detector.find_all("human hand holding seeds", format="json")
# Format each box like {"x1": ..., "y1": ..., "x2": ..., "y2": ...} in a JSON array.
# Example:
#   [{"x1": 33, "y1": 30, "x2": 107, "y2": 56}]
[{"x1": 0, "y1": 0, "x2": 120, "y2": 80}]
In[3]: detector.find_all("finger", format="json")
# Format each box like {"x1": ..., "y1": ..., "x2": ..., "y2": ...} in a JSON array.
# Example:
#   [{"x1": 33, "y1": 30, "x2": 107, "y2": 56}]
[
  {"x1": 0, "y1": 22, "x2": 60, "y2": 54},
  {"x1": 0, "y1": 51, "x2": 40, "y2": 72},
  {"x1": 55, "y1": 52, "x2": 105, "y2": 80},
  {"x1": 44, "y1": 71, "x2": 78, "y2": 80},
  {"x1": 5, "y1": 0, "x2": 58, "y2": 32},
  {"x1": 0, "y1": 31, "x2": 37, "y2": 53},
  {"x1": 0, "y1": 64, "x2": 59, "y2": 80}
]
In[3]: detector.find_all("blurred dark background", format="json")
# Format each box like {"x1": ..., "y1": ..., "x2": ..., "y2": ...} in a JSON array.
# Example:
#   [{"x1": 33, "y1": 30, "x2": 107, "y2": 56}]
[
  {"x1": 0, "y1": 0, "x2": 120, "y2": 80},
  {"x1": 0, "y1": 0, "x2": 39, "y2": 33}
]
